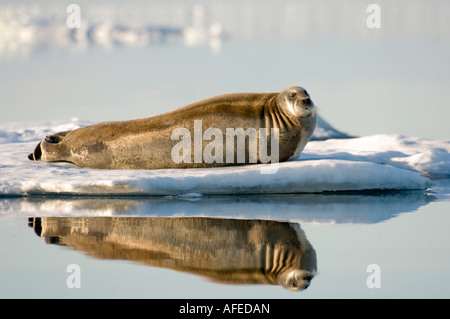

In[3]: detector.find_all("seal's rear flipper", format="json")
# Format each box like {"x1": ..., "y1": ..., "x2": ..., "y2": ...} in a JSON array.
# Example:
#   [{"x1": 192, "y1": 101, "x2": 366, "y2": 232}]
[
  {"x1": 28, "y1": 141, "x2": 42, "y2": 161},
  {"x1": 28, "y1": 130, "x2": 72, "y2": 162}
]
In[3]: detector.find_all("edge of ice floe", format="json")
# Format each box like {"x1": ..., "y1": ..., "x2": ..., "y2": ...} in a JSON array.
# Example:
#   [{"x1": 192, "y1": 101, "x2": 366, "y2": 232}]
[{"x1": 1, "y1": 159, "x2": 432, "y2": 197}]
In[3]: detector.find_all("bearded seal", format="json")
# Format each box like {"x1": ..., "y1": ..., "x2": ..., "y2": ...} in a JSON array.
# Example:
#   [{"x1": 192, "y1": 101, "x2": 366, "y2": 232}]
[{"x1": 28, "y1": 86, "x2": 316, "y2": 169}]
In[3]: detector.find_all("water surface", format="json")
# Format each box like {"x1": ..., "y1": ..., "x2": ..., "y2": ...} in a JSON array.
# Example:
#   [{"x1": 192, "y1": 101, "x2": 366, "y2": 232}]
[{"x1": 1, "y1": 181, "x2": 449, "y2": 298}]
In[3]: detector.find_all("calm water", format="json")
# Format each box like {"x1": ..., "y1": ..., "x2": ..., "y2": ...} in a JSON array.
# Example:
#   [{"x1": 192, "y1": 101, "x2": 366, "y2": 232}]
[
  {"x1": 1, "y1": 0, "x2": 450, "y2": 299},
  {"x1": 1, "y1": 180, "x2": 450, "y2": 299}
]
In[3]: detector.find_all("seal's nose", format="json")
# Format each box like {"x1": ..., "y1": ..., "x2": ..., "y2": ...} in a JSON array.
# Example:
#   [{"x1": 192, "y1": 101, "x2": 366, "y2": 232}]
[{"x1": 301, "y1": 98, "x2": 312, "y2": 107}]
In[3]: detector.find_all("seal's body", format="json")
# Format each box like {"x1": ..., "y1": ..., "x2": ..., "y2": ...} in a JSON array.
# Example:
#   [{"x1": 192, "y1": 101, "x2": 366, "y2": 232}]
[{"x1": 28, "y1": 86, "x2": 316, "y2": 170}]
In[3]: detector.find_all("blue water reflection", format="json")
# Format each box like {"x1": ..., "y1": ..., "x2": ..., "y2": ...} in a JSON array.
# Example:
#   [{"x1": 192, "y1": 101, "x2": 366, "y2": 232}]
[{"x1": 1, "y1": 190, "x2": 435, "y2": 223}]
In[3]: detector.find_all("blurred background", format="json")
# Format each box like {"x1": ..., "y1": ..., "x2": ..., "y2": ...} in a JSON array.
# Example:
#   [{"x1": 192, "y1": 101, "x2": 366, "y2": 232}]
[{"x1": 1, "y1": 0, "x2": 449, "y2": 140}]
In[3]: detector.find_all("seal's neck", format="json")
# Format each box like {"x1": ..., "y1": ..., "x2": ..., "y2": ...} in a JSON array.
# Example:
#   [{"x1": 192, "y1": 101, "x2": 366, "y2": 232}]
[{"x1": 264, "y1": 97, "x2": 299, "y2": 130}]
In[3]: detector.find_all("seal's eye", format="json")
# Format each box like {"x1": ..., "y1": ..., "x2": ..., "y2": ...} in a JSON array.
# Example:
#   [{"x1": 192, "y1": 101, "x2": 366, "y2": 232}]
[{"x1": 289, "y1": 92, "x2": 297, "y2": 99}]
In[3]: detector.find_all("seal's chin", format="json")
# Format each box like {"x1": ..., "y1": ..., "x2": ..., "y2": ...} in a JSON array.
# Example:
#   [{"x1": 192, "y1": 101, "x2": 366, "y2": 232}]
[{"x1": 300, "y1": 107, "x2": 315, "y2": 118}]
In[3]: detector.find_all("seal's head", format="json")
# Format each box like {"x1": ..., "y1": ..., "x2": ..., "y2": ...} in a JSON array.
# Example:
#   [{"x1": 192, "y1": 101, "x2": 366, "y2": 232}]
[{"x1": 277, "y1": 86, "x2": 315, "y2": 118}]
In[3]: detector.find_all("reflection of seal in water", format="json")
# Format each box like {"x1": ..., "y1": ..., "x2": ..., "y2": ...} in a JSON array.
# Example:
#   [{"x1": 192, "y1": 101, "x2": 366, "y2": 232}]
[
  {"x1": 28, "y1": 86, "x2": 316, "y2": 169},
  {"x1": 29, "y1": 217, "x2": 317, "y2": 291}
]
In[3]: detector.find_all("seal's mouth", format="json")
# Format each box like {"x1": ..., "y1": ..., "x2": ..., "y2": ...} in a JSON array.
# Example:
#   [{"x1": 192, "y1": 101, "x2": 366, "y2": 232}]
[{"x1": 297, "y1": 98, "x2": 315, "y2": 118}]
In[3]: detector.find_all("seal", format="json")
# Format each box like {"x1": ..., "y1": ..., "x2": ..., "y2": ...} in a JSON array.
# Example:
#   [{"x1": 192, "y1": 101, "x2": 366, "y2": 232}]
[{"x1": 28, "y1": 86, "x2": 316, "y2": 169}]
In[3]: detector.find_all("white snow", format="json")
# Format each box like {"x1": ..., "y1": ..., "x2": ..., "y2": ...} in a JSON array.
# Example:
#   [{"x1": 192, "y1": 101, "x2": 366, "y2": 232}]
[
  {"x1": 302, "y1": 134, "x2": 450, "y2": 179},
  {"x1": 0, "y1": 117, "x2": 447, "y2": 197}
]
